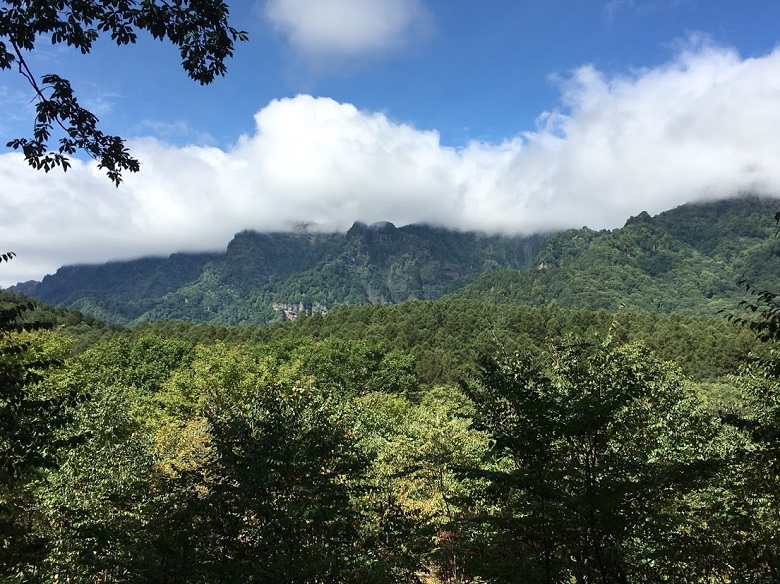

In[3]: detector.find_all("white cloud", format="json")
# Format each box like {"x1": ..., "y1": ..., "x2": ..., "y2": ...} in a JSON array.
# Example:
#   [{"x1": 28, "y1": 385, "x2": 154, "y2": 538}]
[
  {"x1": 131, "y1": 119, "x2": 216, "y2": 145},
  {"x1": 3, "y1": 42, "x2": 780, "y2": 285},
  {"x1": 263, "y1": 0, "x2": 430, "y2": 60},
  {"x1": 83, "y1": 92, "x2": 119, "y2": 117}
]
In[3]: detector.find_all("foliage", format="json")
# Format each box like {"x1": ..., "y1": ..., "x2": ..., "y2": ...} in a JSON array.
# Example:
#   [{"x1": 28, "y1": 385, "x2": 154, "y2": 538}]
[
  {"x1": 8, "y1": 196, "x2": 780, "y2": 581},
  {"x1": 125, "y1": 299, "x2": 761, "y2": 387},
  {"x1": 30, "y1": 384, "x2": 166, "y2": 581},
  {"x1": 724, "y1": 280, "x2": 780, "y2": 343},
  {"x1": 462, "y1": 338, "x2": 727, "y2": 582},
  {"x1": 0, "y1": 289, "x2": 116, "y2": 349},
  {"x1": 0, "y1": 320, "x2": 775, "y2": 582},
  {"x1": 672, "y1": 206, "x2": 780, "y2": 583},
  {"x1": 0, "y1": 0, "x2": 247, "y2": 184},
  {"x1": 722, "y1": 349, "x2": 780, "y2": 582},
  {"x1": 6, "y1": 335, "x2": 436, "y2": 581},
  {"x1": 354, "y1": 385, "x2": 490, "y2": 582},
  {"x1": 714, "y1": 208, "x2": 780, "y2": 581},
  {"x1": 0, "y1": 254, "x2": 80, "y2": 577}
]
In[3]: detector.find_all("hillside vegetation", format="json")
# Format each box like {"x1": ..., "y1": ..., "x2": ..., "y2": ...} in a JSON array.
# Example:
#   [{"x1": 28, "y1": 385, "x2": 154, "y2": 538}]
[
  {"x1": 16, "y1": 223, "x2": 545, "y2": 324},
  {"x1": 452, "y1": 196, "x2": 780, "y2": 314},
  {"x1": 3, "y1": 301, "x2": 780, "y2": 582},
  {"x1": 14, "y1": 196, "x2": 780, "y2": 324},
  {"x1": 5, "y1": 195, "x2": 780, "y2": 582}
]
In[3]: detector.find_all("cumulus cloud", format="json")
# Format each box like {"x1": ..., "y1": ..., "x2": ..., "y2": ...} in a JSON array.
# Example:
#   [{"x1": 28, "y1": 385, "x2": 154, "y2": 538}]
[
  {"x1": 263, "y1": 0, "x2": 430, "y2": 60},
  {"x1": 3, "y1": 42, "x2": 780, "y2": 285}
]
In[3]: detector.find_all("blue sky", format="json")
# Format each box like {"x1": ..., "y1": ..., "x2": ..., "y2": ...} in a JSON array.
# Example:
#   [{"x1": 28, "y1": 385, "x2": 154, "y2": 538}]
[
  {"x1": 17, "y1": 0, "x2": 779, "y2": 147},
  {"x1": 3, "y1": 0, "x2": 780, "y2": 284}
]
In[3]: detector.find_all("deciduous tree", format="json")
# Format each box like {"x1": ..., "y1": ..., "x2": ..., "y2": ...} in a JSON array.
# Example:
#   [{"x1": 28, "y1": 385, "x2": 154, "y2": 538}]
[
  {"x1": 463, "y1": 337, "x2": 725, "y2": 583},
  {"x1": 0, "y1": 0, "x2": 247, "y2": 184},
  {"x1": 0, "y1": 252, "x2": 79, "y2": 577}
]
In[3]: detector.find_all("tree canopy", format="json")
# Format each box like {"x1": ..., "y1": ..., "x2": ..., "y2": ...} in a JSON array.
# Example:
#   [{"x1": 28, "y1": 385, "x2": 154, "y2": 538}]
[{"x1": 0, "y1": 0, "x2": 247, "y2": 185}]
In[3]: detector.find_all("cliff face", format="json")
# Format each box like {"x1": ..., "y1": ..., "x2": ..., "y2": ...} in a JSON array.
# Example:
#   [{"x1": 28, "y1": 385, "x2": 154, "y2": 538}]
[
  {"x1": 272, "y1": 301, "x2": 329, "y2": 321},
  {"x1": 14, "y1": 222, "x2": 547, "y2": 325}
]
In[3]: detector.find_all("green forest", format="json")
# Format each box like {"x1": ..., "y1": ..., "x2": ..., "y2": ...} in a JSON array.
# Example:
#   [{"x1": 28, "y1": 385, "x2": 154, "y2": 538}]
[
  {"x1": 4, "y1": 203, "x2": 780, "y2": 582},
  {"x1": 6, "y1": 0, "x2": 780, "y2": 581},
  {"x1": 17, "y1": 197, "x2": 780, "y2": 326}
]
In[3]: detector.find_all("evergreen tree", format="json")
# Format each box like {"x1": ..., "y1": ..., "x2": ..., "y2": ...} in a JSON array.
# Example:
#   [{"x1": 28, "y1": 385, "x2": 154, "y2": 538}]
[{"x1": 463, "y1": 337, "x2": 725, "y2": 582}]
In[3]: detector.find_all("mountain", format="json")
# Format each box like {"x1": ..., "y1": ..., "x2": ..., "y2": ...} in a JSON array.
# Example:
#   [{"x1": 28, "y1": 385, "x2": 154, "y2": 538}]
[
  {"x1": 13, "y1": 196, "x2": 780, "y2": 324},
  {"x1": 451, "y1": 195, "x2": 780, "y2": 315},
  {"x1": 13, "y1": 222, "x2": 546, "y2": 324}
]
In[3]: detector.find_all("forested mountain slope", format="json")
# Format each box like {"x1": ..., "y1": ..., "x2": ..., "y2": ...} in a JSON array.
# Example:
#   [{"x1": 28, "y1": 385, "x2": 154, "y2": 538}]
[
  {"x1": 11, "y1": 195, "x2": 780, "y2": 323},
  {"x1": 13, "y1": 222, "x2": 546, "y2": 324},
  {"x1": 452, "y1": 196, "x2": 780, "y2": 315}
]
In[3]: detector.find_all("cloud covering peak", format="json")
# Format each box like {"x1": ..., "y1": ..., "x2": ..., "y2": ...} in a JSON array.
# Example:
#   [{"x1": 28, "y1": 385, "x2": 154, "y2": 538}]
[{"x1": 2, "y1": 42, "x2": 780, "y2": 285}]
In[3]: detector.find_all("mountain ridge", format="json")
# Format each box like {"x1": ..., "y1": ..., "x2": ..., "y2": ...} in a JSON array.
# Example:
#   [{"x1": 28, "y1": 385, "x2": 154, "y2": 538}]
[
  {"x1": 14, "y1": 220, "x2": 547, "y2": 324},
  {"x1": 451, "y1": 195, "x2": 780, "y2": 315},
  {"x1": 12, "y1": 196, "x2": 780, "y2": 324}
]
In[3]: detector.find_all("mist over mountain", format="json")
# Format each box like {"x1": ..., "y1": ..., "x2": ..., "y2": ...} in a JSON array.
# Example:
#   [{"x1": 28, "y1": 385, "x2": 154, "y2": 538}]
[
  {"x1": 13, "y1": 221, "x2": 546, "y2": 324},
  {"x1": 12, "y1": 196, "x2": 780, "y2": 324}
]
